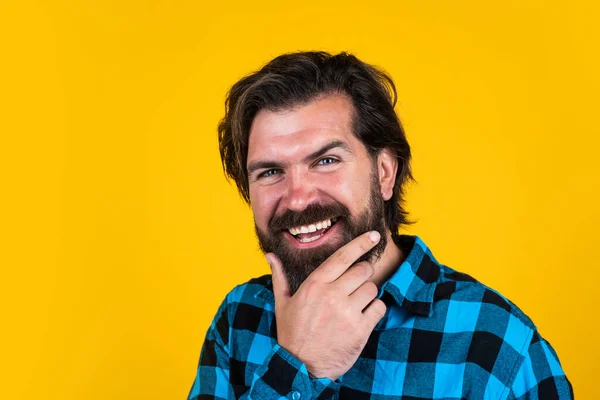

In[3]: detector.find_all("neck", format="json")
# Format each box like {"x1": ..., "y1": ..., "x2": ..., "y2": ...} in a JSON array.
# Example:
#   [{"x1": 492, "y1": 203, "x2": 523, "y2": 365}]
[{"x1": 371, "y1": 231, "x2": 404, "y2": 287}]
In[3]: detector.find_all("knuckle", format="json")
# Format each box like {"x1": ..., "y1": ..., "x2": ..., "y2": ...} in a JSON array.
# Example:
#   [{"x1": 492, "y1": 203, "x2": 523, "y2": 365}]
[
  {"x1": 363, "y1": 281, "x2": 379, "y2": 297},
  {"x1": 371, "y1": 299, "x2": 387, "y2": 317},
  {"x1": 352, "y1": 262, "x2": 370, "y2": 278},
  {"x1": 352, "y1": 262, "x2": 373, "y2": 278},
  {"x1": 334, "y1": 248, "x2": 351, "y2": 265}
]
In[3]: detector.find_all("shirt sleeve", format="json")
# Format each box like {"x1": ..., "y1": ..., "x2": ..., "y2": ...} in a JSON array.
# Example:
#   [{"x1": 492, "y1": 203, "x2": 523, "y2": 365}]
[
  {"x1": 507, "y1": 330, "x2": 573, "y2": 399},
  {"x1": 187, "y1": 296, "x2": 341, "y2": 400}
]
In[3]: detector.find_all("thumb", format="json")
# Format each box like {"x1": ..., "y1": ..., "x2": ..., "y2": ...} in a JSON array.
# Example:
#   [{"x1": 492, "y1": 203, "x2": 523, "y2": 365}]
[{"x1": 266, "y1": 253, "x2": 291, "y2": 305}]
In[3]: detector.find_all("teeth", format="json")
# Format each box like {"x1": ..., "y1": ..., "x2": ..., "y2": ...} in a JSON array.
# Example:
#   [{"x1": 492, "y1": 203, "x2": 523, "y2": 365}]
[
  {"x1": 298, "y1": 232, "x2": 325, "y2": 243},
  {"x1": 288, "y1": 218, "x2": 334, "y2": 236}
]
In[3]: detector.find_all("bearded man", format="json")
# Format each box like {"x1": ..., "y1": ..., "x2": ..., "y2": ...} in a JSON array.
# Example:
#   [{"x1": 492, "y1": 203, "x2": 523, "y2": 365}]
[{"x1": 187, "y1": 52, "x2": 572, "y2": 399}]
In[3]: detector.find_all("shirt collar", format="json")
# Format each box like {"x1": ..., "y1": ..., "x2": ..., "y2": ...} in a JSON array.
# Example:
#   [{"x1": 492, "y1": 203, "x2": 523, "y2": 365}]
[
  {"x1": 256, "y1": 235, "x2": 441, "y2": 317},
  {"x1": 380, "y1": 235, "x2": 441, "y2": 317}
]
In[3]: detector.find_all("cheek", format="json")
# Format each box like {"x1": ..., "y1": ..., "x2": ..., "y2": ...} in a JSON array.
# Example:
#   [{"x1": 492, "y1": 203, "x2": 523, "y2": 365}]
[
  {"x1": 322, "y1": 168, "x2": 371, "y2": 211},
  {"x1": 249, "y1": 186, "x2": 279, "y2": 229}
]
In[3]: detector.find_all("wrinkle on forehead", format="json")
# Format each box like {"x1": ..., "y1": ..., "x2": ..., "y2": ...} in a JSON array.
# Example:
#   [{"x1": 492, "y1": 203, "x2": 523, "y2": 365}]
[{"x1": 247, "y1": 94, "x2": 355, "y2": 163}]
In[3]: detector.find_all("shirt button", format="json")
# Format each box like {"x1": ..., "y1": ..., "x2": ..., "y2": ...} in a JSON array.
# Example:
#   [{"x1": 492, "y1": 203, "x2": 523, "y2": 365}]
[{"x1": 291, "y1": 391, "x2": 301, "y2": 400}]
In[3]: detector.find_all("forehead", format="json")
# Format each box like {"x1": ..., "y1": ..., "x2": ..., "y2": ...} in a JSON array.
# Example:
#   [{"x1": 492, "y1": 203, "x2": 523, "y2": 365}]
[{"x1": 247, "y1": 94, "x2": 358, "y2": 162}]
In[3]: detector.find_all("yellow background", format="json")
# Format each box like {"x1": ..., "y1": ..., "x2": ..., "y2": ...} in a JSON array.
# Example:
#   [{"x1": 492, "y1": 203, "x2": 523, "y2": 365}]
[{"x1": 1, "y1": 0, "x2": 598, "y2": 398}]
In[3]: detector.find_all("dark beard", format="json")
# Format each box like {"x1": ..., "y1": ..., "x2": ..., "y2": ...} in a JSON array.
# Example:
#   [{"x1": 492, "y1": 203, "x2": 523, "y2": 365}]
[{"x1": 255, "y1": 173, "x2": 387, "y2": 295}]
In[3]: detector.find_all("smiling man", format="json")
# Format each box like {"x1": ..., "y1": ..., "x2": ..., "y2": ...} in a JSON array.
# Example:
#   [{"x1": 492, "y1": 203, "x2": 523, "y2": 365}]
[{"x1": 187, "y1": 52, "x2": 572, "y2": 399}]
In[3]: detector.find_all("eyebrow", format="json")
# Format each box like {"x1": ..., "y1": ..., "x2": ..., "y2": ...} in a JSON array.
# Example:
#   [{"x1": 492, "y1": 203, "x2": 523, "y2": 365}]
[{"x1": 247, "y1": 140, "x2": 352, "y2": 176}]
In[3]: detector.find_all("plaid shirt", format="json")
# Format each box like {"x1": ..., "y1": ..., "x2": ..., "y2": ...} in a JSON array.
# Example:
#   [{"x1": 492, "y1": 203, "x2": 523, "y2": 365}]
[{"x1": 188, "y1": 235, "x2": 572, "y2": 399}]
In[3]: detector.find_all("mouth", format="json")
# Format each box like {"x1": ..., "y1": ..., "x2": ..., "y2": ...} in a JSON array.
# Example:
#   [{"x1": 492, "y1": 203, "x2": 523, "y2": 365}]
[{"x1": 285, "y1": 217, "x2": 339, "y2": 245}]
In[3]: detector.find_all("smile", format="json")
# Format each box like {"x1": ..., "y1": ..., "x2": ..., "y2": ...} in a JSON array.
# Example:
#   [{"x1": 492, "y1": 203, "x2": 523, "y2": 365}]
[{"x1": 288, "y1": 218, "x2": 338, "y2": 243}]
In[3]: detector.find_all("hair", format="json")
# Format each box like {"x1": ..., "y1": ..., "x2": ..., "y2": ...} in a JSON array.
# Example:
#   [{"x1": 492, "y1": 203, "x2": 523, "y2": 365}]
[{"x1": 218, "y1": 51, "x2": 414, "y2": 239}]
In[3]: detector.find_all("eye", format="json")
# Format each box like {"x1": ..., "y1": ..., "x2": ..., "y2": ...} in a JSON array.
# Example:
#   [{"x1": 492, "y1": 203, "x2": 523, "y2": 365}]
[
  {"x1": 258, "y1": 169, "x2": 280, "y2": 179},
  {"x1": 317, "y1": 157, "x2": 339, "y2": 165}
]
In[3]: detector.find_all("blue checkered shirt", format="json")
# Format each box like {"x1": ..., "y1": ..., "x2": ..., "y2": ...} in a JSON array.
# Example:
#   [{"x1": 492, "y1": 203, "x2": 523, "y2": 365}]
[{"x1": 188, "y1": 235, "x2": 572, "y2": 399}]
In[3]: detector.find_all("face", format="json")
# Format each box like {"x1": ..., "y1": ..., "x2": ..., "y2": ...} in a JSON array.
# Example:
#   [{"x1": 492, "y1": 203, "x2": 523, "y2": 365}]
[{"x1": 247, "y1": 94, "x2": 390, "y2": 294}]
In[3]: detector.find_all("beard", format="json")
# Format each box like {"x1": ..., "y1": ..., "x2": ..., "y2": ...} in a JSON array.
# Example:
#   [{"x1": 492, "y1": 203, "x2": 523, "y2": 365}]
[{"x1": 255, "y1": 171, "x2": 388, "y2": 295}]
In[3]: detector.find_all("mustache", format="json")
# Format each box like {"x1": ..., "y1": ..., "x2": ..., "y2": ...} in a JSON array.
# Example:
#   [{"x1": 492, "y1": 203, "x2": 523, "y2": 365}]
[{"x1": 269, "y1": 202, "x2": 350, "y2": 232}]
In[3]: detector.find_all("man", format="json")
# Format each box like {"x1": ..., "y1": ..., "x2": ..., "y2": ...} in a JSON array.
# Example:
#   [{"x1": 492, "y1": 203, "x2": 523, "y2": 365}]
[{"x1": 188, "y1": 52, "x2": 572, "y2": 399}]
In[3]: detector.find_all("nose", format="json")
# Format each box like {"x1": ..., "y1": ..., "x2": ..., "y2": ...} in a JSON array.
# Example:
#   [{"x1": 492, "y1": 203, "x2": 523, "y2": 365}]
[{"x1": 281, "y1": 170, "x2": 317, "y2": 212}]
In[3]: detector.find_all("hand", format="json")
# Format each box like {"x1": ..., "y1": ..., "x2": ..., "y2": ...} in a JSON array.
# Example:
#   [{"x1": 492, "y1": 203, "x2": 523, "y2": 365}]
[{"x1": 266, "y1": 231, "x2": 387, "y2": 381}]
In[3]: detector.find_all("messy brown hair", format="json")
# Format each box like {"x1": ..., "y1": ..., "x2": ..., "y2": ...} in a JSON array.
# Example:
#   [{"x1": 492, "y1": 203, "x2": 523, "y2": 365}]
[{"x1": 218, "y1": 51, "x2": 414, "y2": 239}]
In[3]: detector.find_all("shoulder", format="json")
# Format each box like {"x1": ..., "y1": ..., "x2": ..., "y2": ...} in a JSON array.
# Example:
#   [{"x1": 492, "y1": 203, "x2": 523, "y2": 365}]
[
  {"x1": 434, "y1": 264, "x2": 538, "y2": 359},
  {"x1": 430, "y1": 265, "x2": 573, "y2": 397},
  {"x1": 437, "y1": 264, "x2": 536, "y2": 330}
]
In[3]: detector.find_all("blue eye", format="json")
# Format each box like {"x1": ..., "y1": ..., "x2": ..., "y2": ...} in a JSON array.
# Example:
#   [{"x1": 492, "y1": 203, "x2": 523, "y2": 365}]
[
  {"x1": 258, "y1": 169, "x2": 280, "y2": 179},
  {"x1": 317, "y1": 157, "x2": 338, "y2": 165}
]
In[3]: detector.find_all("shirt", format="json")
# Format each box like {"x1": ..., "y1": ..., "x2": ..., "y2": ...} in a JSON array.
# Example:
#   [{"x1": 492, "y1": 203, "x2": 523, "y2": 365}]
[{"x1": 187, "y1": 235, "x2": 573, "y2": 399}]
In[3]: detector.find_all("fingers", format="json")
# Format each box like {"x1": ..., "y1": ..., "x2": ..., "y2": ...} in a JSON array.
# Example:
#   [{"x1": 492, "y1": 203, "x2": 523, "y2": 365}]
[
  {"x1": 333, "y1": 261, "x2": 374, "y2": 295},
  {"x1": 266, "y1": 253, "x2": 291, "y2": 309},
  {"x1": 349, "y1": 280, "x2": 380, "y2": 310},
  {"x1": 311, "y1": 231, "x2": 381, "y2": 283},
  {"x1": 363, "y1": 298, "x2": 387, "y2": 327}
]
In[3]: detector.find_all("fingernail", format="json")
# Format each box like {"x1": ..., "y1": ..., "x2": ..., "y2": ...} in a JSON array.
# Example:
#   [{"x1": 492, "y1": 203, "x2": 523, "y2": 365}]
[{"x1": 369, "y1": 231, "x2": 381, "y2": 242}]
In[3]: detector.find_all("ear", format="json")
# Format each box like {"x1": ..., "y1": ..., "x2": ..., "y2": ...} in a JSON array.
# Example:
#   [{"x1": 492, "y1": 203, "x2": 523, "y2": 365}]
[{"x1": 377, "y1": 148, "x2": 398, "y2": 201}]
